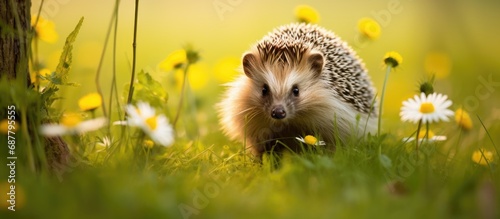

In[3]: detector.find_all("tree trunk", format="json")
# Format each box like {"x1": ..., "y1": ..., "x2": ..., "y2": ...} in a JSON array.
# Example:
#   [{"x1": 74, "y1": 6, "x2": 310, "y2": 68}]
[
  {"x1": 0, "y1": 0, "x2": 31, "y2": 81},
  {"x1": 1, "y1": 0, "x2": 70, "y2": 177}
]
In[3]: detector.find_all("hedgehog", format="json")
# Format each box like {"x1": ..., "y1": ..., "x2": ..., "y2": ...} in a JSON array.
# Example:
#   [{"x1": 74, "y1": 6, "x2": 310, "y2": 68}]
[{"x1": 217, "y1": 23, "x2": 377, "y2": 158}]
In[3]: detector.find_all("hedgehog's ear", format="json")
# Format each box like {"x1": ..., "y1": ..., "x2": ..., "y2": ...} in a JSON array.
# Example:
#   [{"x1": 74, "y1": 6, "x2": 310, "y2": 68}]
[
  {"x1": 307, "y1": 52, "x2": 324, "y2": 78},
  {"x1": 242, "y1": 52, "x2": 260, "y2": 79}
]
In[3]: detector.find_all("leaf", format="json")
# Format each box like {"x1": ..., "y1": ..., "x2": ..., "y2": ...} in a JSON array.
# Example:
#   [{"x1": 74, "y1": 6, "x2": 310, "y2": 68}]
[
  {"x1": 49, "y1": 17, "x2": 84, "y2": 88},
  {"x1": 123, "y1": 70, "x2": 169, "y2": 108}
]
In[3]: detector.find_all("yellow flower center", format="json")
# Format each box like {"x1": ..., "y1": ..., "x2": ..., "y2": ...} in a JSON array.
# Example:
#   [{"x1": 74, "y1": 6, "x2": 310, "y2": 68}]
[
  {"x1": 304, "y1": 135, "x2": 318, "y2": 145},
  {"x1": 417, "y1": 130, "x2": 435, "y2": 139},
  {"x1": 419, "y1": 102, "x2": 435, "y2": 114},
  {"x1": 61, "y1": 114, "x2": 82, "y2": 127},
  {"x1": 78, "y1": 93, "x2": 102, "y2": 112},
  {"x1": 145, "y1": 116, "x2": 157, "y2": 130}
]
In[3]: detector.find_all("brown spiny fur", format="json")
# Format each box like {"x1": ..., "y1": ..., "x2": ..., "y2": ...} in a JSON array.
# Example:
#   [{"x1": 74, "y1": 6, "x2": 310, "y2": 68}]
[{"x1": 217, "y1": 23, "x2": 377, "y2": 158}]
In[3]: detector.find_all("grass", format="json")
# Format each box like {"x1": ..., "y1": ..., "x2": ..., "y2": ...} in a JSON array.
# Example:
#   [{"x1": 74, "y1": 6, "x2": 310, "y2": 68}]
[{"x1": 3, "y1": 130, "x2": 498, "y2": 219}]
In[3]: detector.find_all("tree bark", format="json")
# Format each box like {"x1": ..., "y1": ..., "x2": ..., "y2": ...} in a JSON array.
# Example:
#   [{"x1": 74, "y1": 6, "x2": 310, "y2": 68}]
[
  {"x1": 0, "y1": 0, "x2": 31, "y2": 81},
  {"x1": 1, "y1": 0, "x2": 70, "y2": 177}
]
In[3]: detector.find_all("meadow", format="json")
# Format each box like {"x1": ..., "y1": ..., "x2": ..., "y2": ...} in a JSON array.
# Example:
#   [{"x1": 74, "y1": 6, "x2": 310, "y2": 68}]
[{"x1": 0, "y1": 0, "x2": 499, "y2": 218}]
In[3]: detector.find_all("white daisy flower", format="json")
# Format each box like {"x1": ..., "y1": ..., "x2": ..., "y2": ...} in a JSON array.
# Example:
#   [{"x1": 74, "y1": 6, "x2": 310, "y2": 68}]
[
  {"x1": 96, "y1": 136, "x2": 113, "y2": 152},
  {"x1": 400, "y1": 92, "x2": 454, "y2": 124},
  {"x1": 296, "y1": 135, "x2": 326, "y2": 146},
  {"x1": 125, "y1": 102, "x2": 174, "y2": 147},
  {"x1": 40, "y1": 113, "x2": 107, "y2": 136},
  {"x1": 403, "y1": 130, "x2": 447, "y2": 142}
]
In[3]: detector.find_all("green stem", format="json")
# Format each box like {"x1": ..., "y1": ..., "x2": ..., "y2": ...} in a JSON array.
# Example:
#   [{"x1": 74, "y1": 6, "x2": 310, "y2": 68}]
[
  {"x1": 415, "y1": 119, "x2": 423, "y2": 158},
  {"x1": 378, "y1": 65, "x2": 392, "y2": 137},
  {"x1": 126, "y1": 0, "x2": 140, "y2": 107},
  {"x1": 425, "y1": 122, "x2": 429, "y2": 141},
  {"x1": 96, "y1": 0, "x2": 121, "y2": 118},
  {"x1": 108, "y1": 0, "x2": 121, "y2": 132},
  {"x1": 21, "y1": 109, "x2": 35, "y2": 172},
  {"x1": 172, "y1": 63, "x2": 191, "y2": 127}
]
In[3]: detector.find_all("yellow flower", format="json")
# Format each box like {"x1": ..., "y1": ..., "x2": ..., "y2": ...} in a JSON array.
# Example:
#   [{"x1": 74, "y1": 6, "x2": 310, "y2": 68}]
[
  {"x1": 455, "y1": 108, "x2": 473, "y2": 131},
  {"x1": 0, "y1": 182, "x2": 26, "y2": 210},
  {"x1": 1, "y1": 119, "x2": 19, "y2": 135},
  {"x1": 78, "y1": 92, "x2": 102, "y2": 112},
  {"x1": 294, "y1": 5, "x2": 320, "y2": 24},
  {"x1": 175, "y1": 62, "x2": 209, "y2": 91},
  {"x1": 31, "y1": 16, "x2": 58, "y2": 43},
  {"x1": 160, "y1": 49, "x2": 187, "y2": 72},
  {"x1": 296, "y1": 135, "x2": 326, "y2": 146},
  {"x1": 214, "y1": 57, "x2": 240, "y2": 83},
  {"x1": 358, "y1": 17, "x2": 381, "y2": 39},
  {"x1": 143, "y1": 139, "x2": 155, "y2": 149},
  {"x1": 472, "y1": 149, "x2": 494, "y2": 166},
  {"x1": 384, "y1": 51, "x2": 403, "y2": 68},
  {"x1": 424, "y1": 52, "x2": 452, "y2": 79}
]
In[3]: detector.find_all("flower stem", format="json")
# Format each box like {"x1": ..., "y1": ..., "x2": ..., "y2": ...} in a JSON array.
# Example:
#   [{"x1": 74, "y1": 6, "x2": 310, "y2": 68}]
[
  {"x1": 415, "y1": 119, "x2": 423, "y2": 158},
  {"x1": 96, "y1": 0, "x2": 121, "y2": 118},
  {"x1": 425, "y1": 122, "x2": 429, "y2": 141},
  {"x1": 377, "y1": 65, "x2": 392, "y2": 136},
  {"x1": 126, "y1": 0, "x2": 139, "y2": 107},
  {"x1": 173, "y1": 63, "x2": 191, "y2": 127}
]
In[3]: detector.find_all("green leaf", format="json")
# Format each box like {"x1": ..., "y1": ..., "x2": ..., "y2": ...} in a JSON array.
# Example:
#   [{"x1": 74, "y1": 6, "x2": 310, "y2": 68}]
[
  {"x1": 49, "y1": 17, "x2": 84, "y2": 88},
  {"x1": 123, "y1": 70, "x2": 169, "y2": 108}
]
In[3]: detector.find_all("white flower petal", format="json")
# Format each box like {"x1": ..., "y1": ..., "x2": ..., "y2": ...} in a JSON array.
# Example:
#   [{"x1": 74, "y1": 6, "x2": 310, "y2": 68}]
[
  {"x1": 76, "y1": 117, "x2": 108, "y2": 133},
  {"x1": 400, "y1": 92, "x2": 454, "y2": 124},
  {"x1": 40, "y1": 124, "x2": 68, "y2": 136}
]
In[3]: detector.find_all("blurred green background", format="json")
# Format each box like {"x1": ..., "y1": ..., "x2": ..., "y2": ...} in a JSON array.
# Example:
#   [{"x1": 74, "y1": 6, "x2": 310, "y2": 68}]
[{"x1": 32, "y1": 0, "x2": 500, "y2": 134}]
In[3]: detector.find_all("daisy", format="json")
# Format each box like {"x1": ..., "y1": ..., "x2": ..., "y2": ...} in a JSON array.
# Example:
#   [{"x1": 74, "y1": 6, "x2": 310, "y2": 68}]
[
  {"x1": 40, "y1": 113, "x2": 107, "y2": 136},
  {"x1": 125, "y1": 102, "x2": 174, "y2": 147},
  {"x1": 400, "y1": 92, "x2": 454, "y2": 124},
  {"x1": 296, "y1": 135, "x2": 326, "y2": 146},
  {"x1": 96, "y1": 136, "x2": 113, "y2": 152},
  {"x1": 403, "y1": 130, "x2": 447, "y2": 142}
]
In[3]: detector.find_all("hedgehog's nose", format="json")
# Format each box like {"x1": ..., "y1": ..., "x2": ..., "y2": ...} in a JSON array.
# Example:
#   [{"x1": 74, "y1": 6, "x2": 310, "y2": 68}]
[{"x1": 271, "y1": 105, "x2": 286, "y2": 119}]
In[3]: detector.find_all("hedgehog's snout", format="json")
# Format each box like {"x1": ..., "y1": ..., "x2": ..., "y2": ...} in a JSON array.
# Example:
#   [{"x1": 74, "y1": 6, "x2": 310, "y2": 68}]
[{"x1": 271, "y1": 105, "x2": 286, "y2": 120}]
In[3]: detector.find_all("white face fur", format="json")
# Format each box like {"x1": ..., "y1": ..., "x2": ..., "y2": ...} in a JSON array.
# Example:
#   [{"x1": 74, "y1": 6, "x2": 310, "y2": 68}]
[{"x1": 242, "y1": 50, "x2": 325, "y2": 122}]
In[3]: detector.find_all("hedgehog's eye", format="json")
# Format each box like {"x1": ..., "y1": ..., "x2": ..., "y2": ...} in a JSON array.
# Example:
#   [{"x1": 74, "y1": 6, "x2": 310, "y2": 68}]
[
  {"x1": 292, "y1": 85, "x2": 299, "y2": 97},
  {"x1": 262, "y1": 84, "x2": 270, "y2": 96}
]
